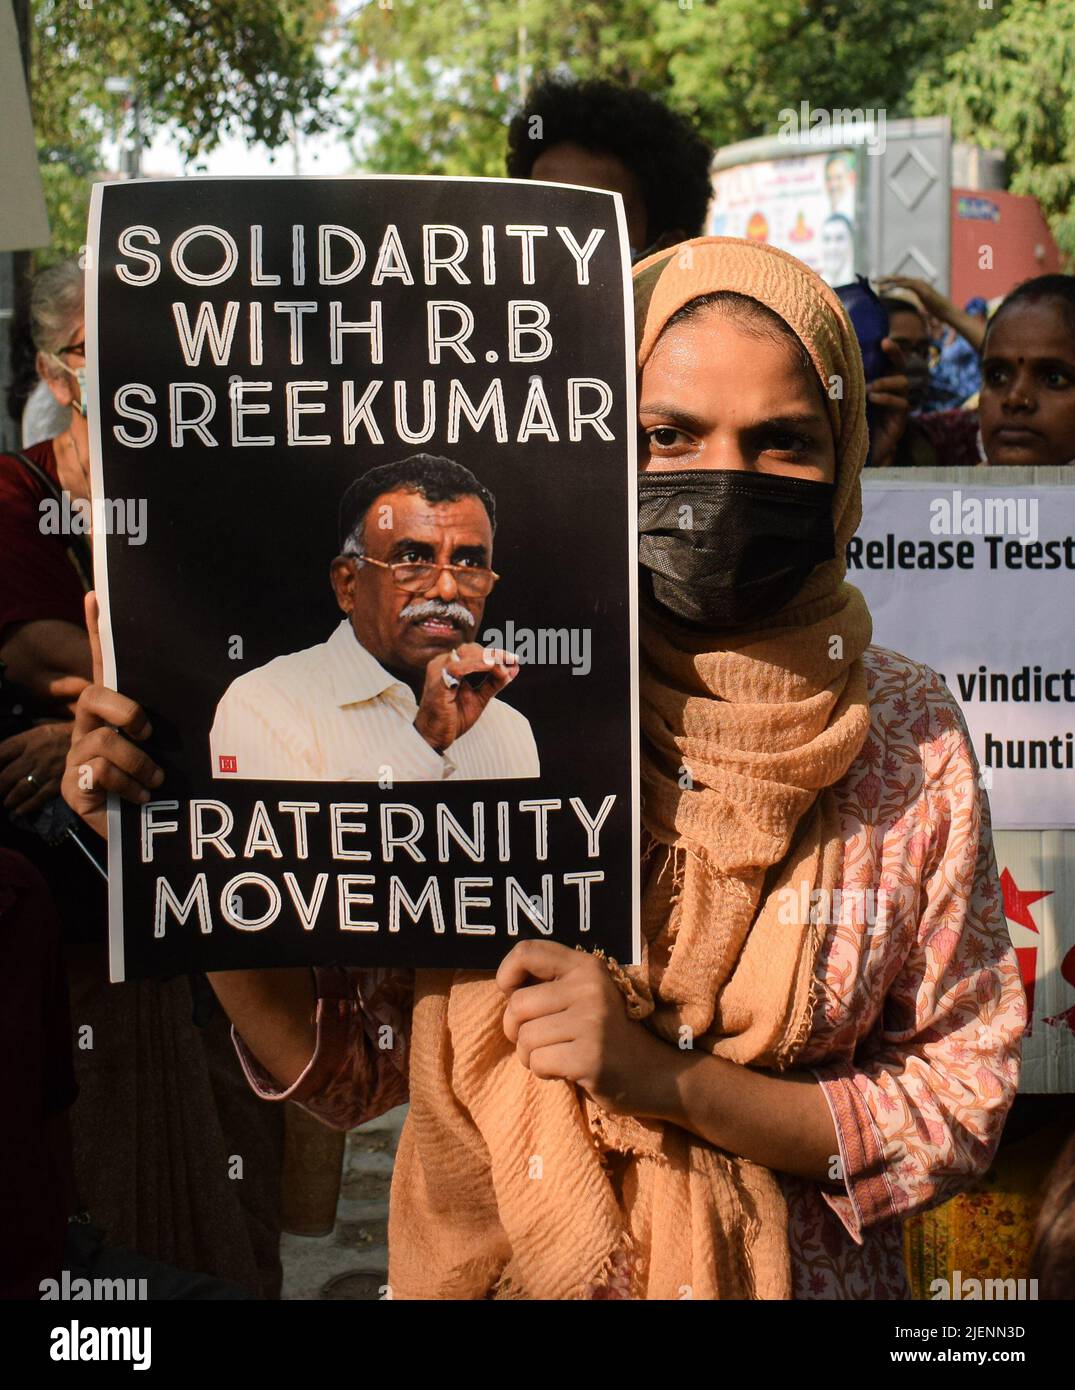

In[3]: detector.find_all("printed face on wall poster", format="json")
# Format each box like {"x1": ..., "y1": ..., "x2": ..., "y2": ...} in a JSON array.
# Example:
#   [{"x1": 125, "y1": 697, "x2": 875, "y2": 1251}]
[
  {"x1": 88, "y1": 176, "x2": 640, "y2": 981},
  {"x1": 708, "y1": 150, "x2": 859, "y2": 287}
]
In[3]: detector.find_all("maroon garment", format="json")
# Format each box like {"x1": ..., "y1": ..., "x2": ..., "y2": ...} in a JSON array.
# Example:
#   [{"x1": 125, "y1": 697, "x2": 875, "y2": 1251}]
[
  {"x1": 0, "y1": 441, "x2": 87, "y2": 644},
  {"x1": 0, "y1": 439, "x2": 103, "y2": 945},
  {"x1": 0, "y1": 850, "x2": 77, "y2": 1299},
  {"x1": 913, "y1": 408, "x2": 982, "y2": 468}
]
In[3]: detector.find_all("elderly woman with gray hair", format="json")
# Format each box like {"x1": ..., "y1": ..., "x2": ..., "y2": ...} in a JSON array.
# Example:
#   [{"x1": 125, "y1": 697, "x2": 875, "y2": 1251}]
[{"x1": 0, "y1": 259, "x2": 93, "y2": 728}]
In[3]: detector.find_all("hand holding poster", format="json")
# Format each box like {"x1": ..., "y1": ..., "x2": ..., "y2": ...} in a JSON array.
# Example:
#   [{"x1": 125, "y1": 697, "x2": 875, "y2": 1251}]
[{"x1": 86, "y1": 176, "x2": 639, "y2": 981}]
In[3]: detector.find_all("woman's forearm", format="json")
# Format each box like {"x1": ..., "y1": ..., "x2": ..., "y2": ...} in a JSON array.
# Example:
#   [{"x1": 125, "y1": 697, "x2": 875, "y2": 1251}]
[
  {"x1": 637, "y1": 1041, "x2": 840, "y2": 1184},
  {"x1": 206, "y1": 966, "x2": 317, "y2": 1089},
  {"x1": 945, "y1": 307, "x2": 986, "y2": 354},
  {"x1": 0, "y1": 618, "x2": 92, "y2": 704}
]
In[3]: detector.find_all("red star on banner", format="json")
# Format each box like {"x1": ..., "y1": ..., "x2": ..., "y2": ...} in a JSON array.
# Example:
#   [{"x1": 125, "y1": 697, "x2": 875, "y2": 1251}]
[{"x1": 1000, "y1": 868, "x2": 1051, "y2": 934}]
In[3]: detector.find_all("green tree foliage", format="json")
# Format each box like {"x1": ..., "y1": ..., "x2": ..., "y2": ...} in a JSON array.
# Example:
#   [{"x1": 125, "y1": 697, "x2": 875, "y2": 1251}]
[
  {"x1": 342, "y1": 0, "x2": 669, "y2": 177},
  {"x1": 654, "y1": 0, "x2": 990, "y2": 150},
  {"x1": 914, "y1": 0, "x2": 1075, "y2": 260},
  {"x1": 30, "y1": 0, "x2": 337, "y2": 264},
  {"x1": 341, "y1": 0, "x2": 990, "y2": 175}
]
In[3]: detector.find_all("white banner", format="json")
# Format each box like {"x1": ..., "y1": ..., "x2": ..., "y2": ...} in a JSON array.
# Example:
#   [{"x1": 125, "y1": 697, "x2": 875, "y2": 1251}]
[{"x1": 853, "y1": 484, "x2": 1075, "y2": 830}]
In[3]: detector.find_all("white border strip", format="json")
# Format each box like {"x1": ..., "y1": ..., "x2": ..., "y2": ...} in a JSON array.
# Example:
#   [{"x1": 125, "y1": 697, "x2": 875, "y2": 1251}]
[
  {"x1": 609, "y1": 194, "x2": 643, "y2": 968},
  {"x1": 86, "y1": 182, "x2": 126, "y2": 982}
]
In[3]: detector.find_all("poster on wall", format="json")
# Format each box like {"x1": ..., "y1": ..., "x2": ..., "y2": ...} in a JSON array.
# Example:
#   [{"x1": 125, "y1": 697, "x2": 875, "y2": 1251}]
[
  {"x1": 87, "y1": 175, "x2": 639, "y2": 982},
  {"x1": 708, "y1": 149, "x2": 858, "y2": 286}
]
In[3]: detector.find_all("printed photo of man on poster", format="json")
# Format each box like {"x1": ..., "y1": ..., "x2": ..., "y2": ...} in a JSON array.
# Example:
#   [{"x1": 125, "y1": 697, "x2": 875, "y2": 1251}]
[{"x1": 209, "y1": 453, "x2": 540, "y2": 781}]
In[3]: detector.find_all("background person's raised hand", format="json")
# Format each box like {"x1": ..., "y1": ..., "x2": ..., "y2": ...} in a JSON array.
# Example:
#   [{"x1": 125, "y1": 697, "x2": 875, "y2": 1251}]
[
  {"x1": 61, "y1": 592, "x2": 162, "y2": 839},
  {"x1": 865, "y1": 336, "x2": 912, "y2": 467},
  {"x1": 0, "y1": 722, "x2": 73, "y2": 820},
  {"x1": 48, "y1": 672, "x2": 92, "y2": 715},
  {"x1": 877, "y1": 274, "x2": 987, "y2": 353},
  {"x1": 877, "y1": 274, "x2": 951, "y2": 323}
]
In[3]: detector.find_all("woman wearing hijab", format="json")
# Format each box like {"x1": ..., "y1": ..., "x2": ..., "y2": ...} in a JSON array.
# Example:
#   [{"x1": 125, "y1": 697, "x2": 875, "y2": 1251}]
[{"x1": 62, "y1": 238, "x2": 1024, "y2": 1300}]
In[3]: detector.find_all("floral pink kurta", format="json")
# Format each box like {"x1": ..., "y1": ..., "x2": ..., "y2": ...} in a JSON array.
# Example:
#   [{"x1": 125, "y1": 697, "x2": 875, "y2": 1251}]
[{"x1": 234, "y1": 647, "x2": 1026, "y2": 1299}]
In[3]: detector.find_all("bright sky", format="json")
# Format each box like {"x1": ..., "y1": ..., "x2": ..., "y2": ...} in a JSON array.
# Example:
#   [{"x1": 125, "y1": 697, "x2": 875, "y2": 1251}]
[
  {"x1": 95, "y1": 30, "x2": 365, "y2": 178},
  {"x1": 101, "y1": 123, "x2": 359, "y2": 179}
]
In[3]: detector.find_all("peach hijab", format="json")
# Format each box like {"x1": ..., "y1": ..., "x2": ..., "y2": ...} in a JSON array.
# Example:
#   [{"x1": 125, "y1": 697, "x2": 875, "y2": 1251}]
[{"x1": 387, "y1": 237, "x2": 873, "y2": 1300}]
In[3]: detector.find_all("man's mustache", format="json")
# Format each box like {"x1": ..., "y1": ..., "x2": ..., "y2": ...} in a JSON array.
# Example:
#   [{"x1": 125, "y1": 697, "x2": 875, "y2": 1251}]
[{"x1": 399, "y1": 598, "x2": 475, "y2": 627}]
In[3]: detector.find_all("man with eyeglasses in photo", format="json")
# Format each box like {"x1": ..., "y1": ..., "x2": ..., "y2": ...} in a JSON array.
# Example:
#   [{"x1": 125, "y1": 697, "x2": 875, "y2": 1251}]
[{"x1": 209, "y1": 454, "x2": 540, "y2": 781}]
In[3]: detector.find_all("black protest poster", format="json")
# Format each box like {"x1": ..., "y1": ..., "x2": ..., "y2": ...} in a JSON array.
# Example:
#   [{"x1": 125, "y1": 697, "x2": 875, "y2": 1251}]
[{"x1": 86, "y1": 176, "x2": 639, "y2": 981}]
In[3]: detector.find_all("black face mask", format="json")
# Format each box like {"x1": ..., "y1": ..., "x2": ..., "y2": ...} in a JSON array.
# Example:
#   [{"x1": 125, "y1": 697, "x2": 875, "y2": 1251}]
[{"x1": 637, "y1": 469, "x2": 836, "y2": 629}]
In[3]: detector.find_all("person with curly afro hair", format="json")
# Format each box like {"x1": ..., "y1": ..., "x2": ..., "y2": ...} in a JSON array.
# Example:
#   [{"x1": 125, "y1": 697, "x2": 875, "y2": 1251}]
[{"x1": 506, "y1": 78, "x2": 713, "y2": 262}]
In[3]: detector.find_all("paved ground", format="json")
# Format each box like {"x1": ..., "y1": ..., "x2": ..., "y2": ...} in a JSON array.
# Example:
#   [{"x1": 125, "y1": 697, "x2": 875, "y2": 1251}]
[{"x1": 280, "y1": 1104, "x2": 406, "y2": 1300}]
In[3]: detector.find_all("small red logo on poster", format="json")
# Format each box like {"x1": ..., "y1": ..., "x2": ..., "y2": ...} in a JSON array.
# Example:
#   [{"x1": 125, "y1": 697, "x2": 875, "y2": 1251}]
[{"x1": 219, "y1": 755, "x2": 237, "y2": 773}]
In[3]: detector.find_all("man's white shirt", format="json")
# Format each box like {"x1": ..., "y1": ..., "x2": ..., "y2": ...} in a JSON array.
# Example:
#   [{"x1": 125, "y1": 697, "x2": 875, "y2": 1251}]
[{"x1": 209, "y1": 620, "x2": 540, "y2": 781}]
